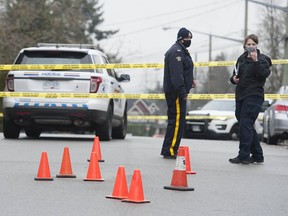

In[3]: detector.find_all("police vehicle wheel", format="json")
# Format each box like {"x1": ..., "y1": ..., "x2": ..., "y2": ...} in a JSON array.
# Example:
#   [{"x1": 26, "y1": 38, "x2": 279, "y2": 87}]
[
  {"x1": 230, "y1": 124, "x2": 239, "y2": 140},
  {"x1": 112, "y1": 107, "x2": 127, "y2": 139},
  {"x1": 25, "y1": 128, "x2": 41, "y2": 138},
  {"x1": 97, "y1": 104, "x2": 113, "y2": 141},
  {"x1": 3, "y1": 119, "x2": 20, "y2": 139}
]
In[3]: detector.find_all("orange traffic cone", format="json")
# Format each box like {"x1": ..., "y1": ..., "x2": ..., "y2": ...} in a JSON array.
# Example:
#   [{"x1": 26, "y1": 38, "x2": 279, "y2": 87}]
[
  {"x1": 84, "y1": 152, "x2": 104, "y2": 181},
  {"x1": 35, "y1": 152, "x2": 53, "y2": 181},
  {"x1": 164, "y1": 147, "x2": 194, "y2": 191},
  {"x1": 56, "y1": 147, "x2": 76, "y2": 178},
  {"x1": 122, "y1": 169, "x2": 150, "y2": 203},
  {"x1": 106, "y1": 166, "x2": 129, "y2": 199},
  {"x1": 183, "y1": 146, "x2": 196, "y2": 174},
  {"x1": 87, "y1": 136, "x2": 104, "y2": 162}
]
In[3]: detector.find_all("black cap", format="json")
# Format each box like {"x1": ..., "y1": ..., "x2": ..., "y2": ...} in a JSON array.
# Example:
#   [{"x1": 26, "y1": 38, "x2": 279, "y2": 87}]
[{"x1": 177, "y1": 27, "x2": 192, "y2": 41}]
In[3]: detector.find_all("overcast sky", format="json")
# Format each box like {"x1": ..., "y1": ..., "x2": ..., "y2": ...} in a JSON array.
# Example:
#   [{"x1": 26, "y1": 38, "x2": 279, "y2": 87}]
[{"x1": 98, "y1": 0, "x2": 287, "y2": 92}]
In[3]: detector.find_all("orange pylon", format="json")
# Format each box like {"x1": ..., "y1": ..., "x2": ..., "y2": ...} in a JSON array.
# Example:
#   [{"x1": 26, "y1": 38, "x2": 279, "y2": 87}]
[
  {"x1": 122, "y1": 169, "x2": 150, "y2": 203},
  {"x1": 106, "y1": 166, "x2": 129, "y2": 199},
  {"x1": 84, "y1": 152, "x2": 104, "y2": 181},
  {"x1": 87, "y1": 136, "x2": 104, "y2": 162},
  {"x1": 183, "y1": 146, "x2": 196, "y2": 174},
  {"x1": 35, "y1": 152, "x2": 53, "y2": 181},
  {"x1": 56, "y1": 147, "x2": 76, "y2": 178},
  {"x1": 164, "y1": 147, "x2": 194, "y2": 191}
]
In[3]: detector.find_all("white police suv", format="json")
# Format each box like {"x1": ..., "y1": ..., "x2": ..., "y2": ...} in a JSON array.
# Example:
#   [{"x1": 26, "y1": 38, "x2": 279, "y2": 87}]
[
  {"x1": 3, "y1": 43, "x2": 130, "y2": 141},
  {"x1": 185, "y1": 99, "x2": 263, "y2": 140}
]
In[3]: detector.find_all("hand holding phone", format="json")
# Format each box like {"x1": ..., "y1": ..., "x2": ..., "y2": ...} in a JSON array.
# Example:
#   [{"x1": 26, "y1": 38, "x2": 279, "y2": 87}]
[{"x1": 246, "y1": 47, "x2": 258, "y2": 61}]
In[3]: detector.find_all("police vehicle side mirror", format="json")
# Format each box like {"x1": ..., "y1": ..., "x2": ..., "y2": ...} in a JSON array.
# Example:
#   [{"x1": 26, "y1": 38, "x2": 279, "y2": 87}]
[{"x1": 118, "y1": 74, "x2": 130, "y2": 82}]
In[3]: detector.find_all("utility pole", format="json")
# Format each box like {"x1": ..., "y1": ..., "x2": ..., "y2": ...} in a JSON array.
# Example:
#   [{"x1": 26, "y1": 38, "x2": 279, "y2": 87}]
[
  {"x1": 208, "y1": 35, "x2": 212, "y2": 62},
  {"x1": 284, "y1": 0, "x2": 288, "y2": 85},
  {"x1": 208, "y1": 34, "x2": 212, "y2": 92},
  {"x1": 248, "y1": 0, "x2": 288, "y2": 85},
  {"x1": 244, "y1": 0, "x2": 248, "y2": 37}
]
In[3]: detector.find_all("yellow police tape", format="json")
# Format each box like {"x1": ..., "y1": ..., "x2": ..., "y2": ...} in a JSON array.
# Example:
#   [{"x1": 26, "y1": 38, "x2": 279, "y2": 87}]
[
  {"x1": 0, "y1": 92, "x2": 287, "y2": 100},
  {"x1": 128, "y1": 115, "x2": 263, "y2": 122},
  {"x1": 0, "y1": 113, "x2": 258, "y2": 121},
  {"x1": 0, "y1": 113, "x2": 241, "y2": 120},
  {"x1": 127, "y1": 115, "x2": 235, "y2": 120},
  {"x1": 128, "y1": 114, "x2": 264, "y2": 121},
  {"x1": 0, "y1": 59, "x2": 287, "y2": 70}
]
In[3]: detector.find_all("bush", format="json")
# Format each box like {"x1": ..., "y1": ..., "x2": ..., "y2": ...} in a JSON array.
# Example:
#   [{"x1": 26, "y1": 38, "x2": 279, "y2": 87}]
[{"x1": 127, "y1": 123, "x2": 158, "y2": 137}]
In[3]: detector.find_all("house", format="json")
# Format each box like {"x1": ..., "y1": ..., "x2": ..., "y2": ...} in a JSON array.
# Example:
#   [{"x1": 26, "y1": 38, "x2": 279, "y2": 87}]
[{"x1": 128, "y1": 99, "x2": 160, "y2": 116}]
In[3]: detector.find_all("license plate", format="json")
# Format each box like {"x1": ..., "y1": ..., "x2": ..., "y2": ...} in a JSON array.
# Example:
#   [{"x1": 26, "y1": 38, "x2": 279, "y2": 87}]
[
  {"x1": 192, "y1": 125, "x2": 201, "y2": 132},
  {"x1": 43, "y1": 80, "x2": 60, "y2": 90}
]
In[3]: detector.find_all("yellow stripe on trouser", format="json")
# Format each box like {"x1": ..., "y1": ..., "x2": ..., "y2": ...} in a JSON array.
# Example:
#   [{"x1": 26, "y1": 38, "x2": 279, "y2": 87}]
[{"x1": 170, "y1": 97, "x2": 180, "y2": 156}]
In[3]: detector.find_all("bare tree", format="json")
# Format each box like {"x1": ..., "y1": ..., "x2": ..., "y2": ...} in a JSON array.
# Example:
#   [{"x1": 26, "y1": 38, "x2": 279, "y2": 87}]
[
  {"x1": 201, "y1": 52, "x2": 232, "y2": 94},
  {"x1": 257, "y1": 0, "x2": 286, "y2": 93}
]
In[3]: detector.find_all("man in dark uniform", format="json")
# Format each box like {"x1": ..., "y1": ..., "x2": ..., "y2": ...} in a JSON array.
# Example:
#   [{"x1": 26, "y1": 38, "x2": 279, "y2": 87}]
[{"x1": 160, "y1": 27, "x2": 195, "y2": 159}]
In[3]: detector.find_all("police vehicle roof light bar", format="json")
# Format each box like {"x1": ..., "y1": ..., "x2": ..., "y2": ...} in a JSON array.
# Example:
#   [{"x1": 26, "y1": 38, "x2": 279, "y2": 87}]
[{"x1": 37, "y1": 43, "x2": 97, "y2": 49}]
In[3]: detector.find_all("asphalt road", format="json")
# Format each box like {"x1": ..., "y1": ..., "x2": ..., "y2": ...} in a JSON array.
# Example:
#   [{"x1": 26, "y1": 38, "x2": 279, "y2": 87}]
[{"x1": 0, "y1": 133, "x2": 288, "y2": 216}]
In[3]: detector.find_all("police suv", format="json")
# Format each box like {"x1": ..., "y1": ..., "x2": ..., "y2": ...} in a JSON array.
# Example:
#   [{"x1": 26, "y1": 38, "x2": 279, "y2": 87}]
[
  {"x1": 3, "y1": 43, "x2": 130, "y2": 141},
  {"x1": 185, "y1": 99, "x2": 263, "y2": 140}
]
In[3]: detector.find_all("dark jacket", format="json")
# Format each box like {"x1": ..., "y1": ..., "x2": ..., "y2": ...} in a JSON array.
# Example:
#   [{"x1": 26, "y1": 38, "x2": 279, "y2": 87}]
[
  {"x1": 163, "y1": 41, "x2": 194, "y2": 99},
  {"x1": 230, "y1": 49, "x2": 272, "y2": 101}
]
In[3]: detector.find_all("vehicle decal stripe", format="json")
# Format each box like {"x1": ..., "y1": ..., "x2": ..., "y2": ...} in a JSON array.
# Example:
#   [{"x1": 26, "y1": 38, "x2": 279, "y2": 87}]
[
  {"x1": 170, "y1": 97, "x2": 180, "y2": 156},
  {"x1": 24, "y1": 72, "x2": 39, "y2": 76},
  {"x1": 13, "y1": 102, "x2": 88, "y2": 109},
  {"x1": 64, "y1": 73, "x2": 80, "y2": 77}
]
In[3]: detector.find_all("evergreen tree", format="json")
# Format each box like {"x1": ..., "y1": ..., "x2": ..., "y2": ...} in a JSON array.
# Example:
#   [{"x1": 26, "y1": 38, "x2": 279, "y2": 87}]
[{"x1": 0, "y1": 0, "x2": 118, "y2": 64}]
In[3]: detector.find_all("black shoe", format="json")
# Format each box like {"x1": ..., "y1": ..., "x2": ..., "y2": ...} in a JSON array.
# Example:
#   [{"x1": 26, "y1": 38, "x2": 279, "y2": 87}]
[
  {"x1": 163, "y1": 155, "x2": 177, "y2": 159},
  {"x1": 229, "y1": 156, "x2": 250, "y2": 164},
  {"x1": 249, "y1": 157, "x2": 264, "y2": 163}
]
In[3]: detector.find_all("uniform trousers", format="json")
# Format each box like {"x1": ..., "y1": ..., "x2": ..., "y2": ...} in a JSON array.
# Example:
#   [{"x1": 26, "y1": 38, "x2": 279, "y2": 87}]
[{"x1": 161, "y1": 92, "x2": 187, "y2": 157}]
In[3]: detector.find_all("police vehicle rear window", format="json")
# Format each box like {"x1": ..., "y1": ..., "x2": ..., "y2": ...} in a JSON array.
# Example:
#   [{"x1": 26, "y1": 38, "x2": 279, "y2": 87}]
[{"x1": 15, "y1": 51, "x2": 93, "y2": 72}]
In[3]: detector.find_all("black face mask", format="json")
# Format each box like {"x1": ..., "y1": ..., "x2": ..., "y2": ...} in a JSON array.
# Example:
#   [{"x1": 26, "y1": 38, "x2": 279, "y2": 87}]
[{"x1": 182, "y1": 40, "x2": 191, "y2": 48}]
